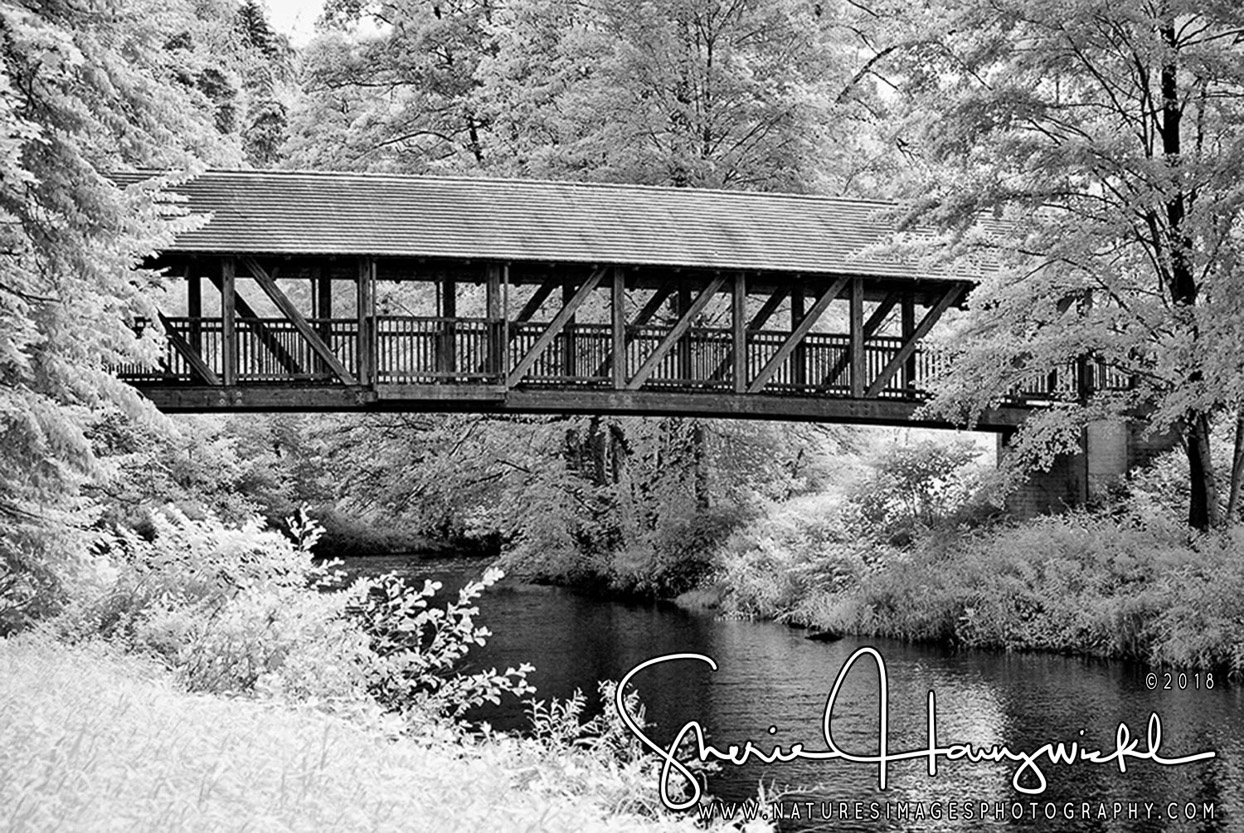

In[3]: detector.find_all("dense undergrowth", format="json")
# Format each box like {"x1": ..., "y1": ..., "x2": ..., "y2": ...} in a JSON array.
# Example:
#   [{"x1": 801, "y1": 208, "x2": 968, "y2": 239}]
[
  {"x1": 0, "y1": 636, "x2": 714, "y2": 833},
  {"x1": 1, "y1": 508, "x2": 738, "y2": 833},
  {"x1": 707, "y1": 441, "x2": 1244, "y2": 678}
]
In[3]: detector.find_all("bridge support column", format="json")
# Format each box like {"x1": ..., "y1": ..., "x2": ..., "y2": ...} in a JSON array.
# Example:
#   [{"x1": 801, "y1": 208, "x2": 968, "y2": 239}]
[{"x1": 1002, "y1": 420, "x2": 1179, "y2": 517}]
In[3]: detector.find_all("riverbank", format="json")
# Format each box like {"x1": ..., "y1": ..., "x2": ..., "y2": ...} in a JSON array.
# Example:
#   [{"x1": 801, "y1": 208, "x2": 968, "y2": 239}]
[
  {"x1": 0, "y1": 634, "x2": 729, "y2": 833},
  {"x1": 692, "y1": 502, "x2": 1244, "y2": 678}
]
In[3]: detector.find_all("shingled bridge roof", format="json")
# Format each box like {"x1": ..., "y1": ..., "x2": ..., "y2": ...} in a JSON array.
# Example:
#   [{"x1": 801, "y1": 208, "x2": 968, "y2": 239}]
[{"x1": 117, "y1": 169, "x2": 973, "y2": 283}]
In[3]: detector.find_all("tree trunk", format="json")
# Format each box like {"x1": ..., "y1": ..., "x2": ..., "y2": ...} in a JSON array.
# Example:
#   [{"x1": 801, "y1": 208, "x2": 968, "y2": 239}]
[
  {"x1": 1225, "y1": 410, "x2": 1244, "y2": 523},
  {"x1": 1186, "y1": 414, "x2": 1221, "y2": 530}
]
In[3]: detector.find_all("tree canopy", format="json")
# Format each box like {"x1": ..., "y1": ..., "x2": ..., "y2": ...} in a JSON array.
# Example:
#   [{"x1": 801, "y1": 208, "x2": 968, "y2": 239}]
[{"x1": 854, "y1": 0, "x2": 1244, "y2": 527}]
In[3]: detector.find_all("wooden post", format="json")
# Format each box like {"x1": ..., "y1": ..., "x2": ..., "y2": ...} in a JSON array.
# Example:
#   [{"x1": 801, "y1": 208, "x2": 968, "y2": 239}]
[
  {"x1": 791, "y1": 281, "x2": 806, "y2": 388},
  {"x1": 508, "y1": 268, "x2": 605, "y2": 386},
  {"x1": 486, "y1": 264, "x2": 502, "y2": 376},
  {"x1": 865, "y1": 284, "x2": 964, "y2": 397},
  {"x1": 358, "y1": 258, "x2": 374, "y2": 386},
  {"x1": 221, "y1": 256, "x2": 237, "y2": 386},
  {"x1": 440, "y1": 275, "x2": 456, "y2": 375},
  {"x1": 186, "y1": 263, "x2": 201, "y2": 357},
  {"x1": 732, "y1": 272, "x2": 747, "y2": 393},
  {"x1": 747, "y1": 277, "x2": 848, "y2": 394},
  {"x1": 313, "y1": 265, "x2": 332, "y2": 374},
  {"x1": 677, "y1": 285, "x2": 693, "y2": 382},
  {"x1": 502, "y1": 263, "x2": 510, "y2": 377},
  {"x1": 612, "y1": 267, "x2": 626, "y2": 389},
  {"x1": 562, "y1": 278, "x2": 577, "y2": 378},
  {"x1": 901, "y1": 293, "x2": 916, "y2": 394},
  {"x1": 849, "y1": 276, "x2": 865, "y2": 398}
]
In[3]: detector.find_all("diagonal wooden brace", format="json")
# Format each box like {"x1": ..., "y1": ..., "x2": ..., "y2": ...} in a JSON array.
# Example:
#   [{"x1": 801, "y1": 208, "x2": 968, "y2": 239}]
[
  {"x1": 747, "y1": 277, "x2": 849, "y2": 393},
  {"x1": 159, "y1": 312, "x2": 220, "y2": 385},
  {"x1": 507, "y1": 268, "x2": 605, "y2": 386},
  {"x1": 594, "y1": 280, "x2": 675, "y2": 378},
  {"x1": 514, "y1": 277, "x2": 558, "y2": 326},
  {"x1": 626, "y1": 276, "x2": 726, "y2": 390},
  {"x1": 707, "y1": 284, "x2": 789, "y2": 382},
  {"x1": 864, "y1": 284, "x2": 964, "y2": 397},
  {"x1": 208, "y1": 274, "x2": 305, "y2": 375},
  {"x1": 821, "y1": 291, "x2": 898, "y2": 387},
  {"x1": 241, "y1": 256, "x2": 357, "y2": 385}
]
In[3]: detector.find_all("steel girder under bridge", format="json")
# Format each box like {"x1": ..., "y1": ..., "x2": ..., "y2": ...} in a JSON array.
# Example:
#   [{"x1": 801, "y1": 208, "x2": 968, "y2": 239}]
[{"x1": 114, "y1": 171, "x2": 1098, "y2": 430}]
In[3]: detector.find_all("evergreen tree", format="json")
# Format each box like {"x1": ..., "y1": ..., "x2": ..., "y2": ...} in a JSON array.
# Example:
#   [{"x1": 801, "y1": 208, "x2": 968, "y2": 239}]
[{"x1": 0, "y1": 0, "x2": 238, "y2": 630}]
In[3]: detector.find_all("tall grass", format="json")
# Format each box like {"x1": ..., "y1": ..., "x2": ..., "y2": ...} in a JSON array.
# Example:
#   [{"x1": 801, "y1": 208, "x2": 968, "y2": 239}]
[
  {"x1": 714, "y1": 507, "x2": 1244, "y2": 677},
  {"x1": 0, "y1": 634, "x2": 723, "y2": 833}
]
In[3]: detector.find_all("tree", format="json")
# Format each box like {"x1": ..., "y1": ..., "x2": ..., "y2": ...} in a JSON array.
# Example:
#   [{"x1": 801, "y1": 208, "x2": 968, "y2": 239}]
[
  {"x1": 0, "y1": 0, "x2": 239, "y2": 630},
  {"x1": 480, "y1": 0, "x2": 851, "y2": 190},
  {"x1": 285, "y1": 0, "x2": 499, "y2": 171},
  {"x1": 856, "y1": 0, "x2": 1244, "y2": 528}
]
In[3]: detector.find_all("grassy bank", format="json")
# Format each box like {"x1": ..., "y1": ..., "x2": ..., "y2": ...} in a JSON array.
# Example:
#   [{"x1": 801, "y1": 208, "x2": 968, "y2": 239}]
[
  {"x1": 706, "y1": 501, "x2": 1244, "y2": 677},
  {"x1": 0, "y1": 634, "x2": 718, "y2": 833},
  {"x1": 3, "y1": 509, "x2": 745, "y2": 832}
]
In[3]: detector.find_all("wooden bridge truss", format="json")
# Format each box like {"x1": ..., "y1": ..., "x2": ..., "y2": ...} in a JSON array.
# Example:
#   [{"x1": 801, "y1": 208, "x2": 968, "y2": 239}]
[{"x1": 119, "y1": 253, "x2": 1069, "y2": 429}]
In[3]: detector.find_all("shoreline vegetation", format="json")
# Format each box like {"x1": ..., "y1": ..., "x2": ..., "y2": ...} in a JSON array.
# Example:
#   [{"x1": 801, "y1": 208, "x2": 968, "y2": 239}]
[
  {"x1": 676, "y1": 508, "x2": 1244, "y2": 677},
  {"x1": 670, "y1": 440, "x2": 1244, "y2": 679}
]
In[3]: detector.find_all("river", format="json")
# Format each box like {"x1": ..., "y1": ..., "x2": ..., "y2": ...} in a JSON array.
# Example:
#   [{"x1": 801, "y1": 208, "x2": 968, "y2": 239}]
[{"x1": 335, "y1": 554, "x2": 1242, "y2": 832}]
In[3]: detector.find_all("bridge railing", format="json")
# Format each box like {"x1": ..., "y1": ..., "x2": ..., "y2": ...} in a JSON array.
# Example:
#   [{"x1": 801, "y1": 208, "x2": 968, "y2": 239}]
[{"x1": 117, "y1": 315, "x2": 1133, "y2": 403}]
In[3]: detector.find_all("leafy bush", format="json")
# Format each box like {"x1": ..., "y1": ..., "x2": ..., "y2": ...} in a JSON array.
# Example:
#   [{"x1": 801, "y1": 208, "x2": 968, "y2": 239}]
[
  {"x1": 351, "y1": 567, "x2": 534, "y2": 721},
  {"x1": 844, "y1": 438, "x2": 984, "y2": 545},
  {"x1": 58, "y1": 508, "x2": 533, "y2": 721},
  {"x1": 714, "y1": 493, "x2": 865, "y2": 623}
]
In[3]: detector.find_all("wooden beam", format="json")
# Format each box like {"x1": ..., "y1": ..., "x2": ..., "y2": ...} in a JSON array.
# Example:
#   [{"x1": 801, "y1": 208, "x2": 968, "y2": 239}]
[
  {"x1": 733, "y1": 272, "x2": 747, "y2": 393},
  {"x1": 849, "y1": 277, "x2": 865, "y2": 397},
  {"x1": 791, "y1": 283, "x2": 806, "y2": 388},
  {"x1": 612, "y1": 268, "x2": 626, "y2": 389},
  {"x1": 159, "y1": 312, "x2": 220, "y2": 385},
  {"x1": 821, "y1": 291, "x2": 898, "y2": 387},
  {"x1": 507, "y1": 268, "x2": 605, "y2": 386},
  {"x1": 314, "y1": 265, "x2": 332, "y2": 374},
  {"x1": 134, "y1": 383, "x2": 1029, "y2": 431},
  {"x1": 747, "y1": 277, "x2": 849, "y2": 393},
  {"x1": 358, "y1": 258, "x2": 374, "y2": 386},
  {"x1": 677, "y1": 285, "x2": 693, "y2": 381},
  {"x1": 626, "y1": 276, "x2": 725, "y2": 390},
  {"x1": 221, "y1": 257, "x2": 236, "y2": 386},
  {"x1": 207, "y1": 273, "x2": 304, "y2": 375},
  {"x1": 440, "y1": 275, "x2": 456, "y2": 374},
  {"x1": 901, "y1": 293, "x2": 916, "y2": 392},
  {"x1": 486, "y1": 264, "x2": 502, "y2": 375},
  {"x1": 186, "y1": 264, "x2": 201, "y2": 357},
  {"x1": 515, "y1": 278, "x2": 557, "y2": 324},
  {"x1": 707, "y1": 283, "x2": 789, "y2": 382},
  {"x1": 865, "y1": 284, "x2": 965, "y2": 397},
  {"x1": 593, "y1": 277, "x2": 673, "y2": 378},
  {"x1": 633, "y1": 283, "x2": 675, "y2": 327},
  {"x1": 241, "y1": 256, "x2": 357, "y2": 385},
  {"x1": 749, "y1": 286, "x2": 789, "y2": 331},
  {"x1": 563, "y1": 279, "x2": 577, "y2": 378}
]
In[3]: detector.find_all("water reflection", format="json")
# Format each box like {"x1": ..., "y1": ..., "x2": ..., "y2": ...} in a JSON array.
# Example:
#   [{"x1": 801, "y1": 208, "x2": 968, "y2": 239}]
[{"x1": 334, "y1": 555, "x2": 1239, "y2": 831}]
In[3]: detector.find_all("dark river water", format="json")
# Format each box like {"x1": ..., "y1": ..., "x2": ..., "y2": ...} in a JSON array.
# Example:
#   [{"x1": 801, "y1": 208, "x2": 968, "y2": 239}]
[{"x1": 335, "y1": 554, "x2": 1243, "y2": 832}]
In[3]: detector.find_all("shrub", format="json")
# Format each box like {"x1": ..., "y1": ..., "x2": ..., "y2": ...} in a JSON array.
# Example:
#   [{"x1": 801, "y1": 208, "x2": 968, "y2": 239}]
[
  {"x1": 58, "y1": 507, "x2": 534, "y2": 721},
  {"x1": 351, "y1": 566, "x2": 534, "y2": 721}
]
